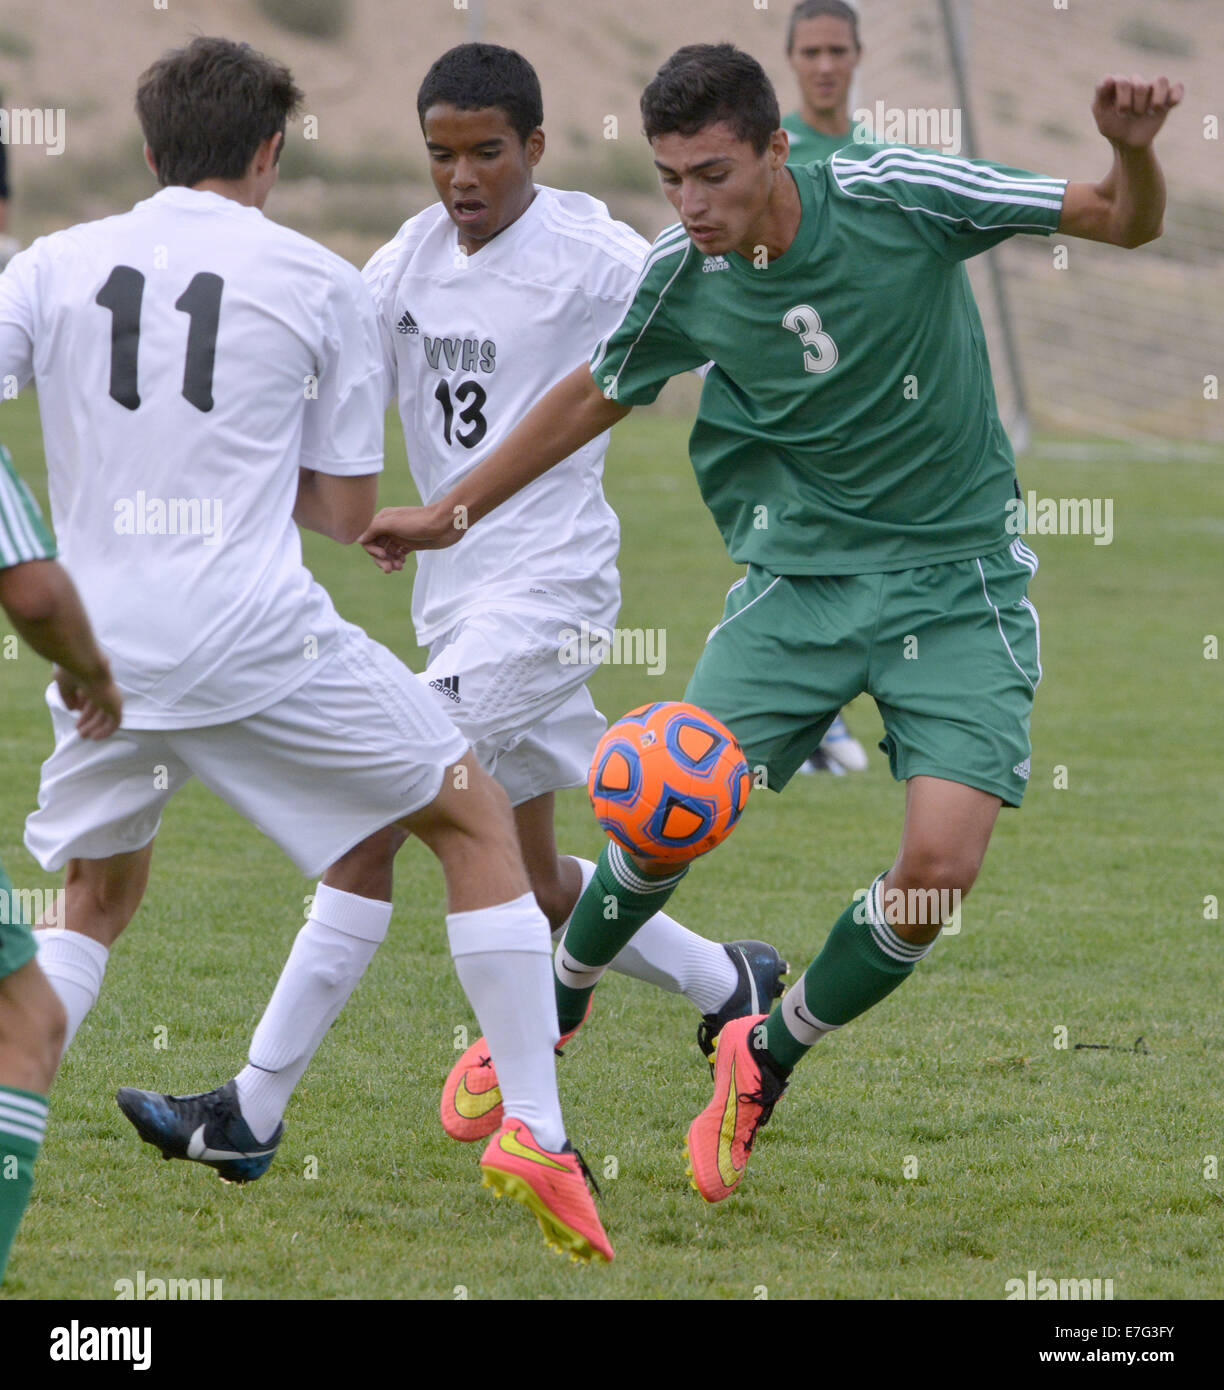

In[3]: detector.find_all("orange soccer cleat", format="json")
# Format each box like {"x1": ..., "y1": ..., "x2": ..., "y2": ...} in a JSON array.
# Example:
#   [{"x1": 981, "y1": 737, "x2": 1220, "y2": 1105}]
[
  {"x1": 440, "y1": 1000, "x2": 592, "y2": 1142},
  {"x1": 685, "y1": 1013, "x2": 788, "y2": 1202},
  {"x1": 480, "y1": 1116, "x2": 613, "y2": 1264}
]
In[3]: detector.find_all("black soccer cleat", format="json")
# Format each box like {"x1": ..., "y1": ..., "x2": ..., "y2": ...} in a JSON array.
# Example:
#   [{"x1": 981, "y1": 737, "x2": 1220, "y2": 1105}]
[
  {"x1": 696, "y1": 939, "x2": 789, "y2": 1060},
  {"x1": 116, "y1": 1078, "x2": 283, "y2": 1184}
]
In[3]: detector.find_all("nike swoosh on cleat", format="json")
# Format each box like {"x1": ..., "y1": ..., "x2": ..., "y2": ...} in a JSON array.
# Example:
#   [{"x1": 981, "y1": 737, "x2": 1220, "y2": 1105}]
[
  {"x1": 186, "y1": 1123, "x2": 276, "y2": 1163},
  {"x1": 454, "y1": 1074, "x2": 502, "y2": 1120},
  {"x1": 716, "y1": 1053, "x2": 744, "y2": 1189},
  {"x1": 497, "y1": 1128, "x2": 569, "y2": 1171}
]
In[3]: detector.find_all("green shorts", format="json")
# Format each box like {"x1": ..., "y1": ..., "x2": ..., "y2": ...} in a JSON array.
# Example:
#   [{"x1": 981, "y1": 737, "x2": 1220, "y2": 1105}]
[
  {"x1": 0, "y1": 858, "x2": 38, "y2": 981},
  {"x1": 684, "y1": 541, "x2": 1041, "y2": 806}
]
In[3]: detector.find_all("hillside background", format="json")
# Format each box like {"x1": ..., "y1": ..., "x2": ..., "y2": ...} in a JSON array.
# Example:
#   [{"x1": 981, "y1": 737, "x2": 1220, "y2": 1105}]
[{"x1": 1, "y1": 0, "x2": 1220, "y2": 443}]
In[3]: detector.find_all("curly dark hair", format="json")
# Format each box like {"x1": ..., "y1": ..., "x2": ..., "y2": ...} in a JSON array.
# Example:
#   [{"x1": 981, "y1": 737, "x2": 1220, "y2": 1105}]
[
  {"x1": 417, "y1": 44, "x2": 543, "y2": 143},
  {"x1": 641, "y1": 44, "x2": 780, "y2": 156}
]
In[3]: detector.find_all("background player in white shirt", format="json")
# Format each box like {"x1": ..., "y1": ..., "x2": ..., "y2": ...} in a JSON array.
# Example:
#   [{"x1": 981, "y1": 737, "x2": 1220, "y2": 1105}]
[
  {"x1": 0, "y1": 37, "x2": 610, "y2": 1262},
  {"x1": 145, "y1": 43, "x2": 788, "y2": 1159}
]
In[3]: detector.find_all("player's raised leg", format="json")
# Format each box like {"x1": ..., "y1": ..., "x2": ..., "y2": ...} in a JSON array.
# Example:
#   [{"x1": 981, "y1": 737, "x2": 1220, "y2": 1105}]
[
  {"x1": 688, "y1": 775, "x2": 1000, "y2": 1201},
  {"x1": 520, "y1": 792, "x2": 781, "y2": 1039},
  {"x1": 229, "y1": 824, "x2": 407, "y2": 1148}
]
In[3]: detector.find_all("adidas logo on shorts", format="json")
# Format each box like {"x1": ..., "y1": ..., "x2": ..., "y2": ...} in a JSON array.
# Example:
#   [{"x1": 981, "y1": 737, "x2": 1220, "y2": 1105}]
[
  {"x1": 1012, "y1": 758, "x2": 1030, "y2": 780},
  {"x1": 428, "y1": 674, "x2": 461, "y2": 703}
]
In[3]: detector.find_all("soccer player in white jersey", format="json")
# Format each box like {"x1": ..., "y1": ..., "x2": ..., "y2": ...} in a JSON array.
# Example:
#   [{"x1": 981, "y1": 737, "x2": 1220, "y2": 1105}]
[
  {"x1": 0, "y1": 37, "x2": 611, "y2": 1263},
  {"x1": 123, "y1": 44, "x2": 787, "y2": 1163}
]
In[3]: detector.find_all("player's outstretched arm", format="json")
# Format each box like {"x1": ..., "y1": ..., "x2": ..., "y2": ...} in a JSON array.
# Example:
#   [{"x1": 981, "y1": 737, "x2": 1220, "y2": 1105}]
[
  {"x1": 1059, "y1": 75, "x2": 1183, "y2": 248},
  {"x1": 0, "y1": 559, "x2": 122, "y2": 738},
  {"x1": 361, "y1": 364, "x2": 630, "y2": 570}
]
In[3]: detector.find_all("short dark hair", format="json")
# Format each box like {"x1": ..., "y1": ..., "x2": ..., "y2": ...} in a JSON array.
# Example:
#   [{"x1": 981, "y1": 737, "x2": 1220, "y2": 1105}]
[
  {"x1": 416, "y1": 44, "x2": 543, "y2": 143},
  {"x1": 641, "y1": 44, "x2": 780, "y2": 156},
  {"x1": 786, "y1": 1, "x2": 862, "y2": 54},
  {"x1": 136, "y1": 36, "x2": 302, "y2": 187}
]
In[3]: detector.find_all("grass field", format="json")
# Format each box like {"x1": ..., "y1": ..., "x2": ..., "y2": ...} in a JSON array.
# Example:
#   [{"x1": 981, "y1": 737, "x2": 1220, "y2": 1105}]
[{"x1": 1, "y1": 387, "x2": 1221, "y2": 1301}]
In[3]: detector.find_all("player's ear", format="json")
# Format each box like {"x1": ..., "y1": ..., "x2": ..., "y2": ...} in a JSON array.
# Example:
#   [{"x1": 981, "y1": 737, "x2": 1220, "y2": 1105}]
[
  {"x1": 525, "y1": 127, "x2": 545, "y2": 169},
  {"x1": 246, "y1": 131, "x2": 280, "y2": 178},
  {"x1": 260, "y1": 131, "x2": 284, "y2": 173},
  {"x1": 768, "y1": 128, "x2": 790, "y2": 170},
  {"x1": 143, "y1": 144, "x2": 159, "y2": 181}
]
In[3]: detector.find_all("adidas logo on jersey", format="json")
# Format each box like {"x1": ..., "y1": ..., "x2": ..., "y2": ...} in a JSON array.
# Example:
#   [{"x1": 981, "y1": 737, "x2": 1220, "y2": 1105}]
[
  {"x1": 429, "y1": 674, "x2": 461, "y2": 703},
  {"x1": 701, "y1": 256, "x2": 730, "y2": 273},
  {"x1": 1012, "y1": 758, "x2": 1030, "y2": 781},
  {"x1": 396, "y1": 309, "x2": 419, "y2": 335}
]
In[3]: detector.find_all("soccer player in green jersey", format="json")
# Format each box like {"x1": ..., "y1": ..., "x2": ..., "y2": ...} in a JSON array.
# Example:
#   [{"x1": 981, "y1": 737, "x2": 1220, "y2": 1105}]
[
  {"x1": 0, "y1": 443, "x2": 121, "y2": 1282},
  {"x1": 361, "y1": 45, "x2": 1182, "y2": 1201},
  {"x1": 781, "y1": 0, "x2": 870, "y2": 166}
]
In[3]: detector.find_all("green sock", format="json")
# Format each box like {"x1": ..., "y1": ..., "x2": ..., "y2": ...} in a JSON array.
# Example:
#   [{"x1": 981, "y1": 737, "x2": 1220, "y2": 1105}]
[
  {"x1": 554, "y1": 842, "x2": 688, "y2": 1032},
  {"x1": 763, "y1": 879, "x2": 935, "y2": 1073},
  {"x1": 0, "y1": 1086, "x2": 48, "y2": 1285}
]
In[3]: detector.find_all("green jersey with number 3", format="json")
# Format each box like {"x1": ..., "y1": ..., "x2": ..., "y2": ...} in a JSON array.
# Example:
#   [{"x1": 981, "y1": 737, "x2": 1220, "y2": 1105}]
[{"x1": 590, "y1": 144, "x2": 1066, "y2": 575}]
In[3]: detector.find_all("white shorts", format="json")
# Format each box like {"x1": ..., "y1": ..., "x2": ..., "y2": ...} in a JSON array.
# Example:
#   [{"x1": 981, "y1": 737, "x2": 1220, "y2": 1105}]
[
  {"x1": 25, "y1": 628, "x2": 470, "y2": 878},
  {"x1": 421, "y1": 608, "x2": 607, "y2": 808}
]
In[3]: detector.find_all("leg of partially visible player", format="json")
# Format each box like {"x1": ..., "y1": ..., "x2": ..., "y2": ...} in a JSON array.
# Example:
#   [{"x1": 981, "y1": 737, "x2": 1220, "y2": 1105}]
[
  {"x1": 0, "y1": 951, "x2": 65, "y2": 1284},
  {"x1": 514, "y1": 792, "x2": 745, "y2": 1016},
  {"x1": 688, "y1": 775, "x2": 1000, "y2": 1201},
  {"x1": 33, "y1": 844, "x2": 155, "y2": 1054}
]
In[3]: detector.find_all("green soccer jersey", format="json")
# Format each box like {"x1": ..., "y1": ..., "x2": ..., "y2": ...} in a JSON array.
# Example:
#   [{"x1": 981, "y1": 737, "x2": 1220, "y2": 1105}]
[
  {"x1": 590, "y1": 144, "x2": 1065, "y2": 575},
  {"x1": 781, "y1": 111, "x2": 871, "y2": 165},
  {"x1": 0, "y1": 443, "x2": 55, "y2": 571}
]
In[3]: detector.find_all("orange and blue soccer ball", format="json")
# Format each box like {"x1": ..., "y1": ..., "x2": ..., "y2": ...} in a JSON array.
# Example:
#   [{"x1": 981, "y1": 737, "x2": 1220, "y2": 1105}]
[{"x1": 588, "y1": 701, "x2": 752, "y2": 863}]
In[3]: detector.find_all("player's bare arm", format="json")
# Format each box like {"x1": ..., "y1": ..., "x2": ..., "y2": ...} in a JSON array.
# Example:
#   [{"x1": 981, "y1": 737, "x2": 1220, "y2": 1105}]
[
  {"x1": 360, "y1": 362, "x2": 629, "y2": 568},
  {"x1": 0, "y1": 559, "x2": 122, "y2": 738},
  {"x1": 293, "y1": 468, "x2": 379, "y2": 544},
  {"x1": 1059, "y1": 75, "x2": 1183, "y2": 248}
]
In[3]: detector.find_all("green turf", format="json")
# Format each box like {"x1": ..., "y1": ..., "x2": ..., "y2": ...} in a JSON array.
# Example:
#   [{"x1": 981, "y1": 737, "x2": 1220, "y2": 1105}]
[{"x1": 1, "y1": 388, "x2": 1220, "y2": 1299}]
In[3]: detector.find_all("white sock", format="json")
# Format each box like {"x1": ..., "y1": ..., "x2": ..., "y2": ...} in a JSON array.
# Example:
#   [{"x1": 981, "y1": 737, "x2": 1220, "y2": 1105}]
[
  {"x1": 557, "y1": 857, "x2": 738, "y2": 1015},
  {"x1": 235, "y1": 884, "x2": 391, "y2": 1144},
  {"x1": 448, "y1": 892, "x2": 565, "y2": 1152},
  {"x1": 34, "y1": 929, "x2": 109, "y2": 1053}
]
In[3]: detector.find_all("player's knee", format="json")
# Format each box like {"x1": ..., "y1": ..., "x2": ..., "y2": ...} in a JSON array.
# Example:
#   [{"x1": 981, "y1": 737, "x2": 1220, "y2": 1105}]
[
  {"x1": 420, "y1": 762, "x2": 519, "y2": 863},
  {"x1": 526, "y1": 864, "x2": 572, "y2": 934},
  {"x1": 323, "y1": 824, "x2": 406, "y2": 897},
  {"x1": 892, "y1": 845, "x2": 981, "y2": 900}
]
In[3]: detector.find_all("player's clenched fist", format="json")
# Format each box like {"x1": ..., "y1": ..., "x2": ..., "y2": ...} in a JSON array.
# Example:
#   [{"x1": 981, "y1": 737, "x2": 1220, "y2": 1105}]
[
  {"x1": 1092, "y1": 75, "x2": 1183, "y2": 148},
  {"x1": 359, "y1": 503, "x2": 465, "y2": 572}
]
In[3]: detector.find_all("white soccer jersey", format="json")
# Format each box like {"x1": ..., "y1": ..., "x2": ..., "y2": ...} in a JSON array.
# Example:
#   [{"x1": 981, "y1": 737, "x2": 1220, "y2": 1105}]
[
  {"x1": 0, "y1": 186, "x2": 384, "y2": 728},
  {"x1": 363, "y1": 185, "x2": 648, "y2": 645}
]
